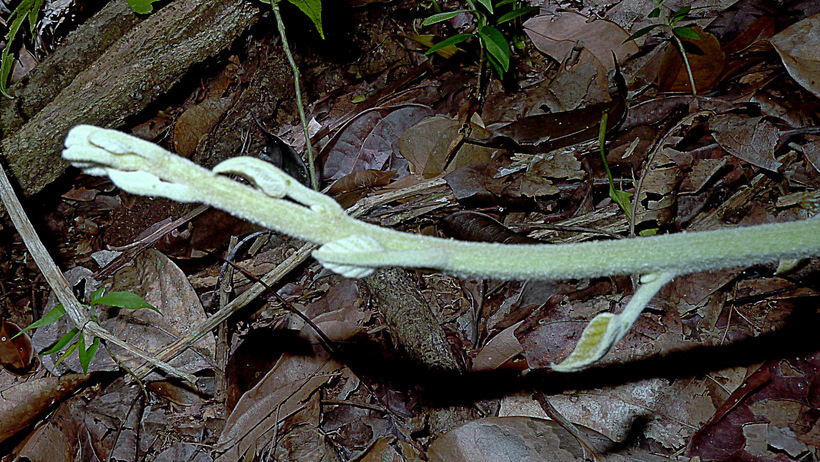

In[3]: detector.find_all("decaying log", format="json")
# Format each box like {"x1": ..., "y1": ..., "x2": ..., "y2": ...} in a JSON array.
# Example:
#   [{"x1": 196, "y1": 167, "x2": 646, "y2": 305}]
[
  {"x1": 365, "y1": 268, "x2": 462, "y2": 373},
  {"x1": 0, "y1": 0, "x2": 260, "y2": 196},
  {"x1": 0, "y1": 0, "x2": 143, "y2": 136}
]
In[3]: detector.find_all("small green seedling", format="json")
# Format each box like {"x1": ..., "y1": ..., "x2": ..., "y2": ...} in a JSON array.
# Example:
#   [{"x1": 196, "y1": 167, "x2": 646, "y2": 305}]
[
  {"x1": 125, "y1": 0, "x2": 162, "y2": 14},
  {"x1": 13, "y1": 289, "x2": 159, "y2": 373},
  {"x1": 624, "y1": 0, "x2": 700, "y2": 94},
  {"x1": 422, "y1": 0, "x2": 536, "y2": 78},
  {"x1": 598, "y1": 111, "x2": 633, "y2": 221},
  {"x1": 260, "y1": 0, "x2": 325, "y2": 39},
  {"x1": 1, "y1": 0, "x2": 44, "y2": 98}
]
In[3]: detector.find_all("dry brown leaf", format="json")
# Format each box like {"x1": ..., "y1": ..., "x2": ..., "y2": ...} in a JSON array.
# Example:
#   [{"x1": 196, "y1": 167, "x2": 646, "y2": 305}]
[
  {"x1": 321, "y1": 104, "x2": 434, "y2": 181},
  {"x1": 356, "y1": 437, "x2": 424, "y2": 462},
  {"x1": 131, "y1": 113, "x2": 173, "y2": 140},
  {"x1": 710, "y1": 113, "x2": 782, "y2": 171},
  {"x1": 658, "y1": 26, "x2": 725, "y2": 93},
  {"x1": 216, "y1": 353, "x2": 341, "y2": 461},
  {"x1": 768, "y1": 13, "x2": 820, "y2": 99},
  {"x1": 471, "y1": 321, "x2": 525, "y2": 372},
  {"x1": 540, "y1": 48, "x2": 610, "y2": 113},
  {"x1": 440, "y1": 211, "x2": 540, "y2": 244},
  {"x1": 0, "y1": 374, "x2": 89, "y2": 443},
  {"x1": 520, "y1": 151, "x2": 585, "y2": 197},
  {"x1": 399, "y1": 116, "x2": 497, "y2": 177},
  {"x1": 0, "y1": 320, "x2": 34, "y2": 375},
  {"x1": 173, "y1": 97, "x2": 232, "y2": 157},
  {"x1": 328, "y1": 169, "x2": 397, "y2": 195},
  {"x1": 31, "y1": 253, "x2": 214, "y2": 377},
  {"x1": 524, "y1": 11, "x2": 638, "y2": 68},
  {"x1": 428, "y1": 416, "x2": 619, "y2": 462}
]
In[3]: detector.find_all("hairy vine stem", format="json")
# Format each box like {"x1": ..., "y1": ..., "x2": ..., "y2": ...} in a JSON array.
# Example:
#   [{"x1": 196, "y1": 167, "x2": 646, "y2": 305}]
[{"x1": 62, "y1": 125, "x2": 820, "y2": 370}]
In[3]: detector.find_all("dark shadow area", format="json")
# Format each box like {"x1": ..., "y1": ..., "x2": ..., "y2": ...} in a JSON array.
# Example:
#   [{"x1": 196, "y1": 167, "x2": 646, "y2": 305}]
[{"x1": 323, "y1": 298, "x2": 820, "y2": 407}]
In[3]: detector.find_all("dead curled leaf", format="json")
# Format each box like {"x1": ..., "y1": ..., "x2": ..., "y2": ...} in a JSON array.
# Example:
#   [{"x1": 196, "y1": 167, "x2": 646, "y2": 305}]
[
  {"x1": 327, "y1": 169, "x2": 397, "y2": 194},
  {"x1": 523, "y1": 11, "x2": 638, "y2": 69},
  {"x1": 0, "y1": 320, "x2": 34, "y2": 375},
  {"x1": 471, "y1": 321, "x2": 525, "y2": 372},
  {"x1": 768, "y1": 13, "x2": 820, "y2": 99},
  {"x1": 440, "y1": 211, "x2": 540, "y2": 244},
  {"x1": 658, "y1": 26, "x2": 725, "y2": 93},
  {"x1": 710, "y1": 113, "x2": 782, "y2": 172},
  {"x1": 173, "y1": 97, "x2": 232, "y2": 157}
]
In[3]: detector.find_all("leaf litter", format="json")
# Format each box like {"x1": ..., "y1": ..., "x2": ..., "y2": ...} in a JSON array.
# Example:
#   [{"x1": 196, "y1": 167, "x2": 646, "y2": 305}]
[{"x1": 2, "y1": 0, "x2": 820, "y2": 460}]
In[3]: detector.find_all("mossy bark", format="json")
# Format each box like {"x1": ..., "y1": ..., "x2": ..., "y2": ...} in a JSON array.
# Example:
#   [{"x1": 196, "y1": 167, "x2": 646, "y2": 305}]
[
  {"x1": 0, "y1": 0, "x2": 142, "y2": 137},
  {"x1": 0, "y1": 0, "x2": 260, "y2": 196}
]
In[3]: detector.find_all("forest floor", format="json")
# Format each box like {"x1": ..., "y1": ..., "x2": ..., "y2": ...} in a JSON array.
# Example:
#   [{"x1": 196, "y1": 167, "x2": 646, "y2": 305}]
[{"x1": 0, "y1": 0, "x2": 819, "y2": 460}]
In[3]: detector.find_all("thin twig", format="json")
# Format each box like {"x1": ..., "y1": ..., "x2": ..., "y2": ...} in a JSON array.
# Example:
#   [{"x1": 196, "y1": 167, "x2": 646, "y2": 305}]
[
  {"x1": 206, "y1": 249, "x2": 338, "y2": 354},
  {"x1": 271, "y1": 0, "x2": 319, "y2": 191},
  {"x1": 672, "y1": 34, "x2": 697, "y2": 96},
  {"x1": 534, "y1": 390, "x2": 602, "y2": 462},
  {"x1": 0, "y1": 163, "x2": 194, "y2": 382}
]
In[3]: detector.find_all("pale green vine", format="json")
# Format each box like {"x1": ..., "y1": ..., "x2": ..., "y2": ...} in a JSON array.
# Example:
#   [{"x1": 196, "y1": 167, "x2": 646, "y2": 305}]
[{"x1": 62, "y1": 125, "x2": 820, "y2": 370}]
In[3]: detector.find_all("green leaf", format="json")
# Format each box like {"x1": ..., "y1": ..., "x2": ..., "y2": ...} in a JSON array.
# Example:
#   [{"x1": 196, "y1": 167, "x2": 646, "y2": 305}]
[
  {"x1": 609, "y1": 187, "x2": 633, "y2": 220},
  {"x1": 94, "y1": 291, "x2": 160, "y2": 314},
  {"x1": 286, "y1": 0, "x2": 325, "y2": 39},
  {"x1": 624, "y1": 24, "x2": 661, "y2": 42},
  {"x1": 1, "y1": 52, "x2": 15, "y2": 98},
  {"x1": 12, "y1": 304, "x2": 67, "y2": 339},
  {"x1": 598, "y1": 110, "x2": 632, "y2": 219},
  {"x1": 1, "y1": 0, "x2": 30, "y2": 98},
  {"x1": 41, "y1": 328, "x2": 79, "y2": 355},
  {"x1": 422, "y1": 10, "x2": 470, "y2": 26},
  {"x1": 476, "y1": 0, "x2": 493, "y2": 14},
  {"x1": 671, "y1": 5, "x2": 692, "y2": 20},
  {"x1": 424, "y1": 33, "x2": 473, "y2": 56},
  {"x1": 78, "y1": 334, "x2": 100, "y2": 374},
  {"x1": 485, "y1": 52, "x2": 505, "y2": 78},
  {"x1": 552, "y1": 272, "x2": 677, "y2": 371},
  {"x1": 91, "y1": 288, "x2": 106, "y2": 304},
  {"x1": 551, "y1": 313, "x2": 619, "y2": 372},
  {"x1": 28, "y1": 0, "x2": 45, "y2": 34},
  {"x1": 495, "y1": 0, "x2": 517, "y2": 6},
  {"x1": 496, "y1": 6, "x2": 537, "y2": 24},
  {"x1": 126, "y1": 0, "x2": 161, "y2": 14},
  {"x1": 478, "y1": 25, "x2": 510, "y2": 72},
  {"x1": 648, "y1": 7, "x2": 660, "y2": 18},
  {"x1": 672, "y1": 26, "x2": 700, "y2": 40},
  {"x1": 53, "y1": 342, "x2": 79, "y2": 370}
]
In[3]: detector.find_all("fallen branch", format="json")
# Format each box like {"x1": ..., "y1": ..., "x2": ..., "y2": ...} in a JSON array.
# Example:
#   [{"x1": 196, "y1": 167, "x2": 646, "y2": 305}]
[{"x1": 0, "y1": 161, "x2": 196, "y2": 382}]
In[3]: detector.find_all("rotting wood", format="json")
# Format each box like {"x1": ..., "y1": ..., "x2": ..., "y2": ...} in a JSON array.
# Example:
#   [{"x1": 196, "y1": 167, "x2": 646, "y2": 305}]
[
  {"x1": 365, "y1": 268, "x2": 462, "y2": 373},
  {"x1": 0, "y1": 0, "x2": 261, "y2": 197},
  {"x1": 0, "y1": 0, "x2": 142, "y2": 136}
]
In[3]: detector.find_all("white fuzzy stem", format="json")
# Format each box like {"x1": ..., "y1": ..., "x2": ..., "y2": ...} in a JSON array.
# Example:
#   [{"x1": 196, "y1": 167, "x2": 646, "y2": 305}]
[{"x1": 62, "y1": 125, "x2": 820, "y2": 282}]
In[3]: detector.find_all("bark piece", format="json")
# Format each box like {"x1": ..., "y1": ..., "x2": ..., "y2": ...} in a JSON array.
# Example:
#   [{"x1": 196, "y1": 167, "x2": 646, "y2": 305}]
[
  {"x1": 0, "y1": 0, "x2": 142, "y2": 136},
  {"x1": 365, "y1": 268, "x2": 461, "y2": 372}
]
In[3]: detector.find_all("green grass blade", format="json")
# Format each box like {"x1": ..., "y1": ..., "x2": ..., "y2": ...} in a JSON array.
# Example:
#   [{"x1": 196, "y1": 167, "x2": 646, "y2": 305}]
[
  {"x1": 422, "y1": 10, "x2": 470, "y2": 26},
  {"x1": 11, "y1": 304, "x2": 67, "y2": 339},
  {"x1": 40, "y1": 328, "x2": 79, "y2": 355},
  {"x1": 424, "y1": 33, "x2": 473, "y2": 55}
]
